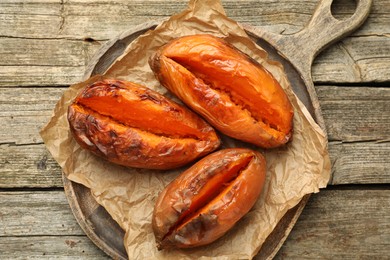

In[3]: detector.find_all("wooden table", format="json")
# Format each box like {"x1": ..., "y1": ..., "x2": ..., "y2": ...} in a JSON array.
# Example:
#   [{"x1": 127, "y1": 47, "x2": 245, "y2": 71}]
[{"x1": 1, "y1": 0, "x2": 389, "y2": 258}]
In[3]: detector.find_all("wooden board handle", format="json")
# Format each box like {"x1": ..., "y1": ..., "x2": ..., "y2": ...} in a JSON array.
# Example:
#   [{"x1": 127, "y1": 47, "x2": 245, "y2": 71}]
[
  {"x1": 260, "y1": 0, "x2": 372, "y2": 82},
  {"x1": 291, "y1": 0, "x2": 372, "y2": 65},
  {"x1": 250, "y1": 0, "x2": 372, "y2": 133}
]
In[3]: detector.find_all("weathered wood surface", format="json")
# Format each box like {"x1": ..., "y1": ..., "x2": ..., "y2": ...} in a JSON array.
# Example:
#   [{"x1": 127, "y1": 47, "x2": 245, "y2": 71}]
[
  {"x1": 317, "y1": 85, "x2": 390, "y2": 142},
  {"x1": 0, "y1": 87, "x2": 65, "y2": 145},
  {"x1": 0, "y1": 189, "x2": 388, "y2": 259},
  {"x1": 0, "y1": 236, "x2": 110, "y2": 259},
  {"x1": 0, "y1": 0, "x2": 389, "y2": 86},
  {"x1": 1, "y1": 0, "x2": 389, "y2": 258},
  {"x1": 0, "y1": 191, "x2": 83, "y2": 236},
  {"x1": 1, "y1": 140, "x2": 389, "y2": 189},
  {"x1": 275, "y1": 188, "x2": 390, "y2": 259}
]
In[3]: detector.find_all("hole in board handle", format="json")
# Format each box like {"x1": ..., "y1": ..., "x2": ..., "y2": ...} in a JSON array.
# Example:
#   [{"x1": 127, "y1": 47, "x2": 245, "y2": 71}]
[{"x1": 331, "y1": 0, "x2": 358, "y2": 21}]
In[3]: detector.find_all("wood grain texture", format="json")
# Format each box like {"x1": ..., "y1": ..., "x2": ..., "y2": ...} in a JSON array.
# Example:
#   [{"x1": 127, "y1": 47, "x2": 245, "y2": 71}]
[
  {"x1": 0, "y1": 191, "x2": 83, "y2": 236},
  {"x1": 0, "y1": 87, "x2": 66, "y2": 144},
  {"x1": 313, "y1": 37, "x2": 390, "y2": 83},
  {"x1": 275, "y1": 188, "x2": 390, "y2": 259},
  {"x1": 0, "y1": 0, "x2": 389, "y2": 86},
  {"x1": 0, "y1": 144, "x2": 63, "y2": 188},
  {"x1": 317, "y1": 86, "x2": 390, "y2": 142},
  {"x1": 329, "y1": 142, "x2": 390, "y2": 185},
  {"x1": 0, "y1": 236, "x2": 109, "y2": 259},
  {"x1": 0, "y1": 189, "x2": 388, "y2": 259},
  {"x1": 1, "y1": 140, "x2": 388, "y2": 188},
  {"x1": 1, "y1": 0, "x2": 388, "y2": 38},
  {"x1": 0, "y1": 38, "x2": 91, "y2": 67}
]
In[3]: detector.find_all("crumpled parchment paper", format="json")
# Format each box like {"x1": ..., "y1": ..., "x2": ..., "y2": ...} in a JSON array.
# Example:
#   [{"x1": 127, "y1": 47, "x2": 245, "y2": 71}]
[{"x1": 40, "y1": 0, "x2": 331, "y2": 259}]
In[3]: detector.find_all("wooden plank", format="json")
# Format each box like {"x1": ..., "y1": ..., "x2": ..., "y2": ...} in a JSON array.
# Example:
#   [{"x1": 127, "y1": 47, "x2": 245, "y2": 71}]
[
  {"x1": 317, "y1": 85, "x2": 390, "y2": 101},
  {"x1": 1, "y1": 0, "x2": 388, "y2": 39},
  {"x1": 0, "y1": 144, "x2": 63, "y2": 188},
  {"x1": 0, "y1": 14, "x2": 62, "y2": 39},
  {"x1": 0, "y1": 36, "x2": 388, "y2": 86},
  {"x1": 0, "y1": 38, "x2": 101, "y2": 86},
  {"x1": 0, "y1": 236, "x2": 109, "y2": 259},
  {"x1": 274, "y1": 188, "x2": 390, "y2": 259},
  {"x1": 0, "y1": 189, "x2": 388, "y2": 258},
  {"x1": 313, "y1": 37, "x2": 390, "y2": 83},
  {"x1": 0, "y1": 38, "x2": 100, "y2": 67},
  {"x1": 0, "y1": 0, "x2": 389, "y2": 86},
  {"x1": 329, "y1": 142, "x2": 390, "y2": 185},
  {"x1": 1, "y1": 140, "x2": 389, "y2": 188},
  {"x1": 0, "y1": 191, "x2": 84, "y2": 236},
  {"x1": 0, "y1": 65, "x2": 83, "y2": 87},
  {"x1": 0, "y1": 0, "x2": 187, "y2": 40},
  {"x1": 0, "y1": 87, "x2": 66, "y2": 144},
  {"x1": 317, "y1": 86, "x2": 390, "y2": 142}
]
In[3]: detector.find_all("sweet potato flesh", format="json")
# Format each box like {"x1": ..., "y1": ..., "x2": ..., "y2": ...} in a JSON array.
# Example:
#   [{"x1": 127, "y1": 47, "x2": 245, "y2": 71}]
[
  {"x1": 75, "y1": 80, "x2": 211, "y2": 140},
  {"x1": 158, "y1": 56, "x2": 286, "y2": 142},
  {"x1": 163, "y1": 153, "x2": 252, "y2": 241}
]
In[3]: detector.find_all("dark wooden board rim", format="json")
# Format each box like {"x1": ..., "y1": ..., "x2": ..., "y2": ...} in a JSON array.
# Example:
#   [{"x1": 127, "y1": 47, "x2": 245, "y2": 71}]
[
  {"x1": 61, "y1": 1, "x2": 372, "y2": 258},
  {"x1": 63, "y1": 175, "x2": 127, "y2": 259}
]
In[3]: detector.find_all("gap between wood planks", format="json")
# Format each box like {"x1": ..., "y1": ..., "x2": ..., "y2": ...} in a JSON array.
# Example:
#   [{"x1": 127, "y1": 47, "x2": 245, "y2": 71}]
[
  {"x1": 0, "y1": 82, "x2": 389, "y2": 89},
  {"x1": 0, "y1": 183, "x2": 388, "y2": 193},
  {"x1": 0, "y1": 187, "x2": 64, "y2": 192},
  {"x1": 0, "y1": 35, "x2": 106, "y2": 42},
  {"x1": 316, "y1": 82, "x2": 390, "y2": 88}
]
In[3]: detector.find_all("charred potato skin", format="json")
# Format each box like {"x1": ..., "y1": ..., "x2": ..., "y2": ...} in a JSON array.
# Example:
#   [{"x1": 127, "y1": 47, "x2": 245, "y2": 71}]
[
  {"x1": 150, "y1": 34, "x2": 294, "y2": 148},
  {"x1": 67, "y1": 79, "x2": 220, "y2": 170},
  {"x1": 152, "y1": 148, "x2": 266, "y2": 249}
]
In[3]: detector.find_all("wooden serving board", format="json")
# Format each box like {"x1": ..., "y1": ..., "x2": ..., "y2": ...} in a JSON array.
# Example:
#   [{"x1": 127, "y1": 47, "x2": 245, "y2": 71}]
[{"x1": 62, "y1": 0, "x2": 372, "y2": 259}]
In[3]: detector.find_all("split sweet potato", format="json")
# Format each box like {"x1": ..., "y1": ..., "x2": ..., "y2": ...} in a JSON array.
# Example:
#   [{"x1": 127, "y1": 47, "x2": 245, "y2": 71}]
[
  {"x1": 67, "y1": 79, "x2": 220, "y2": 170},
  {"x1": 152, "y1": 148, "x2": 266, "y2": 249},
  {"x1": 150, "y1": 34, "x2": 294, "y2": 148}
]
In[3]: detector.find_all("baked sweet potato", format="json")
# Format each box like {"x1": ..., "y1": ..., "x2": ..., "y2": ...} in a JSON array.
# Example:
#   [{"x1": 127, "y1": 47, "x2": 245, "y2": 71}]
[
  {"x1": 152, "y1": 148, "x2": 266, "y2": 249},
  {"x1": 149, "y1": 34, "x2": 294, "y2": 148},
  {"x1": 67, "y1": 79, "x2": 220, "y2": 170}
]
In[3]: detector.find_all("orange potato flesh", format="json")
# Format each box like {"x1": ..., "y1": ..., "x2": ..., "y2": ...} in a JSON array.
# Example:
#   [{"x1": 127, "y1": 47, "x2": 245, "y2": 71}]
[
  {"x1": 76, "y1": 79, "x2": 212, "y2": 140},
  {"x1": 150, "y1": 34, "x2": 294, "y2": 148},
  {"x1": 152, "y1": 148, "x2": 266, "y2": 249},
  {"x1": 166, "y1": 153, "x2": 252, "y2": 237},
  {"x1": 155, "y1": 56, "x2": 283, "y2": 147},
  {"x1": 67, "y1": 79, "x2": 220, "y2": 170}
]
